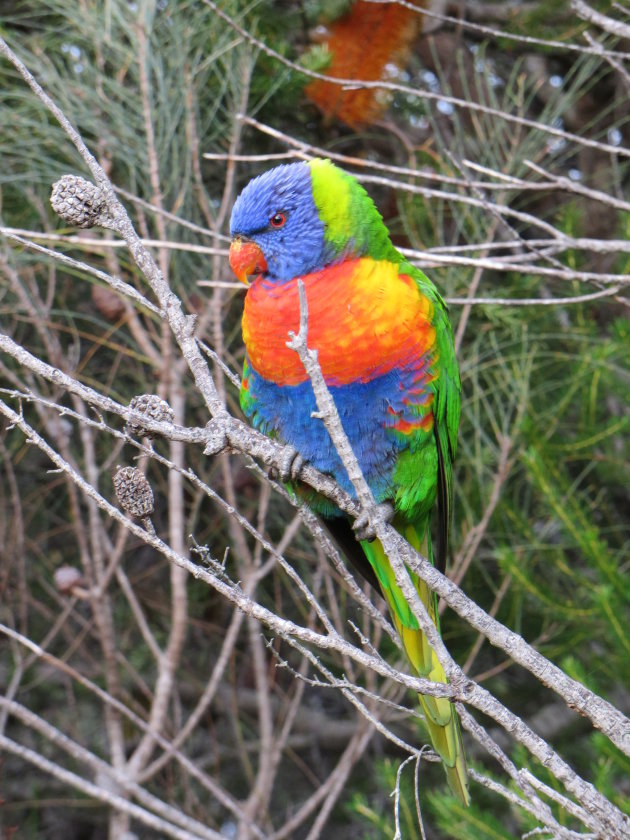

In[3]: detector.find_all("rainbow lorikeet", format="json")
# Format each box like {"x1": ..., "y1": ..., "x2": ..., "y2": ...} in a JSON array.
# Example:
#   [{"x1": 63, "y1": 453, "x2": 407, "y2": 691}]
[{"x1": 228, "y1": 159, "x2": 468, "y2": 805}]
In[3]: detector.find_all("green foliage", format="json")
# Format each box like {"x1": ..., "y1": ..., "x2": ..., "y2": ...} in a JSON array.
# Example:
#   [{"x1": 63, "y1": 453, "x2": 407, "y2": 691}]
[{"x1": 428, "y1": 791, "x2": 518, "y2": 840}]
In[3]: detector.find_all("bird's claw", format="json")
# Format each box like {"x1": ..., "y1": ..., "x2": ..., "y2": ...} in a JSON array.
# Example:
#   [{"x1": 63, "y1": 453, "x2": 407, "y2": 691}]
[
  {"x1": 353, "y1": 502, "x2": 395, "y2": 542},
  {"x1": 269, "y1": 445, "x2": 305, "y2": 482}
]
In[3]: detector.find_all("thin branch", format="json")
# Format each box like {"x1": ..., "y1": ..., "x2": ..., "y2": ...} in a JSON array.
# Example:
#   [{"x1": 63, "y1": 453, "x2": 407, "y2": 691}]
[
  {"x1": 203, "y1": 1, "x2": 630, "y2": 160},
  {"x1": 572, "y1": 0, "x2": 630, "y2": 38},
  {"x1": 2, "y1": 225, "x2": 230, "y2": 256},
  {"x1": 0, "y1": 697, "x2": 221, "y2": 840},
  {"x1": 366, "y1": 0, "x2": 630, "y2": 60},
  {"x1": 1, "y1": 230, "x2": 161, "y2": 314},
  {"x1": 283, "y1": 286, "x2": 630, "y2": 837},
  {"x1": 3, "y1": 328, "x2": 630, "y2": 773},
  {"x1": 0, "y1": 733, "x2": 219, "y2": 840},
  {"x1": 0, "y1": 623, "x2": 264, "y2": 834}
]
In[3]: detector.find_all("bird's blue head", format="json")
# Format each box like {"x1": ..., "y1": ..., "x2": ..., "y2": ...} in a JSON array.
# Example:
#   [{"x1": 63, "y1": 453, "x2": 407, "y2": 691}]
[
  {"x1": 229, "y1": 161, "x2": 328, "y2": 283},
  {"x1": 229, "y1": 159, "x2": 397, "y2": 284}
]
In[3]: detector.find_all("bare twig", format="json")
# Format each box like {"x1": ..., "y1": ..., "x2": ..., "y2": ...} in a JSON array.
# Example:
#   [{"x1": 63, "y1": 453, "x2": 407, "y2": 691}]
[
  {"x1": 572, "y1": 0, "x2": 630, "y2": 38},
  {"x1": 203, "y1": 2, "x2": 630, "y2": 160},
  {"x1": 282, "y1": 284, "x2": 630, "y2": 837},
  {"x1": 0, "y1": 732, "x2": 221, "y2": 840}
]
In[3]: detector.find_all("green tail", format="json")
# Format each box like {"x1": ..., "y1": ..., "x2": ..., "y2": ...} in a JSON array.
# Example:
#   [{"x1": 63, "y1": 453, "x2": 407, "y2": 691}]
[{"x1": 362, "y1": 523, "x2": 470, "y2": 806}]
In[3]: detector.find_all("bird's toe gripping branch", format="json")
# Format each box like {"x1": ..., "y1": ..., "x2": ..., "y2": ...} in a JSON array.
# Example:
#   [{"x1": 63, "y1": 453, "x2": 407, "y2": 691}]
[
  {"x1": 353, "y1": 501, "x2": 395, "y2": 542},
  {"x1": 268, "y1": 444, "x2": 306, "y2": 483}
]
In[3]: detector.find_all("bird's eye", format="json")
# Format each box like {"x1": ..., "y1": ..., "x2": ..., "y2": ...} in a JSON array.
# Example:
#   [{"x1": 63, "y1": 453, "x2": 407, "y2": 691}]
[{"x1": 269, "y1": 212, "x2": 286, "y2": 228}]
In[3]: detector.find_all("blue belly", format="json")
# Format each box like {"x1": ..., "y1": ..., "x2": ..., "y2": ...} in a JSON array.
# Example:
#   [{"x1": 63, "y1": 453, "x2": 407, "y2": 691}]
[{"x1": 241, "y1": 357, "x2": 432, "y2": 510}]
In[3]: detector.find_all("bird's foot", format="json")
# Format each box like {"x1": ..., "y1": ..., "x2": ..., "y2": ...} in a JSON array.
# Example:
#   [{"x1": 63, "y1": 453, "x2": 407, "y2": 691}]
[
  {"x1": 269, "y1": 445, "x2": 305, "y2": 482},
  {"x1": 353, "y1": 501, "x2": 394, "y2": 542}
]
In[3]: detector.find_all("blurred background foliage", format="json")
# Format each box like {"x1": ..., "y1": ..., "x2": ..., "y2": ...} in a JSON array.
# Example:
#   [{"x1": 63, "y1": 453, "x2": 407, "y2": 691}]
[{"x1": 0, "y1": 1, "x2": 629, "y2": 838}]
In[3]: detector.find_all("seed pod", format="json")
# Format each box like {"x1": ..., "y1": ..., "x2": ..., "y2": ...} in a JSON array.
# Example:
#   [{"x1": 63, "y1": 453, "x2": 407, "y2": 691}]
[
  {"x1": 113, "y1": 466, "x2": 154, "y2": 518},
  {"x1": 126, "y1": 394, "x2": 174, "y2": 439},
  {"x1": 50, "y1": 174, "x2": 113, "y2": 229}
]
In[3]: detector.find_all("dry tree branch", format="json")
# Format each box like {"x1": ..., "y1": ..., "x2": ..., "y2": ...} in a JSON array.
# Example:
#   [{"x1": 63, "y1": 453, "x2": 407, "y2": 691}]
[
  {"x1": 1, "y1": 230, "x2": 163, "y2": 311},
  {"x1": 0, "y1": 730, "x2": 220, "y2": 840},
  {"x1": 203, "y1": 0, "x2": 630, "y2": 160},
  {"x1": 0, "y1": 623, "x2": 265, "y2": 834},
  {"x1": 2, "y1": 260, "x2": 629, "y2": 773},
  {"x1": 236, "y1": 117, "x2": 630, "y2": 212},
  {"x1": 2, "y1": 225, "x2": 231, "y2": 258},
  {"x1": 283, "y1": 281, "x2": 630, "y2": 838},
  {"x1": 2, "y1": 312, "x2": 630, "y2": 777},
  {"x1": 366, "y1": 0, "x2": 629, "y2": 60},
  {"x1": 394, "y1": 761, "x2": 416, "y2": 840},
  {"x1": 466, "y1": 770, "x2": 591, "y2": 840},
  {"x1": 16, "y1": 368, "x2": 616, "y2": 840},
  {"x1": 0, "y1": 697, "x2": 222, "y2": 840},
  {"x1": 0, "y1": 398, "x2": 452, "y2": 700},
  {"x1": 10, "y1": 221, "x2": 627, "y2": 305},
  {"x1": 229, "y1": 118, "x2": 630, "y2": 297},
  {"x1": 459, "y1": 707, "x2": 592, "y2": 839},
  {"x1": 572, "y1": 0, "x2": 630, "y2": 39}
]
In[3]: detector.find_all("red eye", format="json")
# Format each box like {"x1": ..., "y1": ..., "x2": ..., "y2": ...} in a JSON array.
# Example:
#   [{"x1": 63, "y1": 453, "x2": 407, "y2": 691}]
[{"x1": 269, "y1": 212, "x2": 286, "y2": 228}]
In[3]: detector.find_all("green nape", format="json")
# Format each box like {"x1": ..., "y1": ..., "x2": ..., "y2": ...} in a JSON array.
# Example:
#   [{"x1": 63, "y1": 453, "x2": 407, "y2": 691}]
[{"x1": 308, "y1": 158, "x2": 400, "y2": 263}]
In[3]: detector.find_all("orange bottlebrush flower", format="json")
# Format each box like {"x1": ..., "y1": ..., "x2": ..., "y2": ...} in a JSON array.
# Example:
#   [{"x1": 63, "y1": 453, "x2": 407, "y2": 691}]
[{"x1": 305, "y1": 1, "x2": 426, "y2": 127}]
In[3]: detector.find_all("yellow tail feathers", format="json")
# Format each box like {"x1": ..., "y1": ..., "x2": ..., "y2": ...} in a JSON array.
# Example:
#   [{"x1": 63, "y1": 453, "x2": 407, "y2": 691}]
[
  {"x1": 391, "y1": 602, "x2": 470, "y2": 806},
  {"x1": 362, "y1": 529, "x2": 470, "y2": 806}
]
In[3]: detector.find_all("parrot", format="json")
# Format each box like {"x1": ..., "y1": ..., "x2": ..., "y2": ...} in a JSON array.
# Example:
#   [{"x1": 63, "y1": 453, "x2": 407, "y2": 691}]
[{"x1": 228, "y1": 158, "x2": 468, "y2": 805}]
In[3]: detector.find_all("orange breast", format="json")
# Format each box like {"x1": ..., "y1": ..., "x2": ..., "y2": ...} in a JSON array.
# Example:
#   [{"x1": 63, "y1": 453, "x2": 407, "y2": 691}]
[{"x1": 242, "y1": 258, "x2": 435, "y2": 387}]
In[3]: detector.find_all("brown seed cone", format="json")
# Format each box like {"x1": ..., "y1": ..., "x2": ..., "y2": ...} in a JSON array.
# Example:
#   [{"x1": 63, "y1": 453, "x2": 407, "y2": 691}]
[
  {"x1": 50, "y1": 174, "x2": 114, "y2": 229},
  {"x1": 126, "y1": 394, "x2": 174, "y2": 438},
  {"x1": 113, "y1": 466, "x2": 154, "y2": 518}
]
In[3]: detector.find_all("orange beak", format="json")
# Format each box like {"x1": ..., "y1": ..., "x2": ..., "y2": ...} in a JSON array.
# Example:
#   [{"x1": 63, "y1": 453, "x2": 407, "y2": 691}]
[{"x1": 229, "y1": 238, "x2": 268, "y2": 285}]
